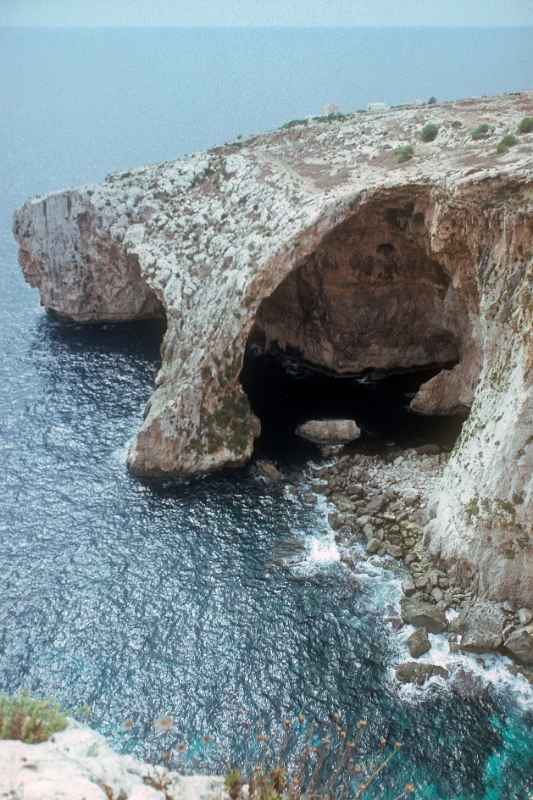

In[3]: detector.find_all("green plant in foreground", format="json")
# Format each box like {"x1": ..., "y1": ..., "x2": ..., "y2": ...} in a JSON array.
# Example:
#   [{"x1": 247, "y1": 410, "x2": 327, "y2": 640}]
[
  {"x1": 0, "y1": 693, "x2": 68, "y2": 744},
  {"x1": 496, "y1": 133, "x2": 518, "y2": 154},
  {"x1": 518, "y1": 116, "x2": 533, "y2": 134},
  {"x1": 420, "y1": 123, "x2": 439, "y2": 142},
  {"x1": 471, "y1": 123, "x2": 491, "y2": 140},
  {"x1": 394, "y1": 144, "x2": 414, "y2": 163}
]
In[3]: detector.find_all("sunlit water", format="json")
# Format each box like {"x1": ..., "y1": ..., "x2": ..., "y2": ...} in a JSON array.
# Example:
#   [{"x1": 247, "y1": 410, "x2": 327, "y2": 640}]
[{"x1": 1, "y1": 27, "x2": 533, "y2": 799}]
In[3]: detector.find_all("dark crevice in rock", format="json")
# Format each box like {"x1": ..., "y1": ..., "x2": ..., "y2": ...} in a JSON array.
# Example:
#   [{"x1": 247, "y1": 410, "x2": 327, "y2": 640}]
[{"x1": 240, "y1": 343, "x2": 465, "y2": 460}]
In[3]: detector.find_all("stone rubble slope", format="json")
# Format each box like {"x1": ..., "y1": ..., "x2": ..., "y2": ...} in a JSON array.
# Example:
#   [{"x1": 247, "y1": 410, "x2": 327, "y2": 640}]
[
  {"x1": 13, "y1": 91, "x2": 533, "y2": 605},
  {"x1": 308, "y1": 446, "x2": 533, "y2": 673},
  {"x1": 0, "y1": 722, "x2": 225, "y2": 800}
]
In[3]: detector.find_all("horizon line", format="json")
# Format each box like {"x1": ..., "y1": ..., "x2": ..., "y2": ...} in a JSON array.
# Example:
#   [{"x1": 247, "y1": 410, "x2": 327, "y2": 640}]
[{"x1": 1, "y1": 23, "x2": 533, "y2": 30}]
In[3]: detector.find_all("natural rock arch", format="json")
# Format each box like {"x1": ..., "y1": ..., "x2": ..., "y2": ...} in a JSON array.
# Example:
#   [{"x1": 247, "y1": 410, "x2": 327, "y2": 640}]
[
  {"x1": 241, "y1": 189, "x2": 475, "y2": 439},
  {"x1": 13, "y1": 92, "x2": 533, "y2": 602}
]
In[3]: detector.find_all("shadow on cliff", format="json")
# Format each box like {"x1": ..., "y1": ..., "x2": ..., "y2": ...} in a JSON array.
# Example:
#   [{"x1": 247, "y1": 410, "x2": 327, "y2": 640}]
[{"x1": 32, "y1": 312, "x2": 165, "y2": 362}]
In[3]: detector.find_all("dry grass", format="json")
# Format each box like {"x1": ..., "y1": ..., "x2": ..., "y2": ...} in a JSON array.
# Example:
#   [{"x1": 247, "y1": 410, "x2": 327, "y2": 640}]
[{"x1": 222, "y1": 715, "x2": 414, "y2": 799}]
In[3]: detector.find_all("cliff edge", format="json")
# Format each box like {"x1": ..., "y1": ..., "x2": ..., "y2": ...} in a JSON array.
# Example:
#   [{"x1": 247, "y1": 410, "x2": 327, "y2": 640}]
[{"x1": 13, "y1": 92, "x2": 533, "y2": 604}]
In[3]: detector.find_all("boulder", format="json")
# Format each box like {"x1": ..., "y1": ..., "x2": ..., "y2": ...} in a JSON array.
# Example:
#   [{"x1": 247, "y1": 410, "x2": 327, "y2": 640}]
[
  {"x1": 451, "y1": 668, "x2": 487, "y2": 699},
  {"x1": 400, "y1": 596, "x2": 447, "y2": 634},
  {"x1": 460, "y1": 602, "x2": 506, "y2": 653},
  {"x1": 517, "y1": 608, "x2": 533, "y2": 626},
  {"x1": 395, "y1": 662, "x2": 448, "y2": 686},
  {"x1": 366, "y1": 538, "x2": 381, "y2": 555},
  {"x1": 504, "y1": 625, "x2": 533, "y2": 665},
  {"x1": 295, "y1": 419, "x2": 360, "y2": 446},
  {"x1": 407, "y1": 628, "x2": 431, "y2": 658},
  {"x1": 257, "y1": 461, "x2": 283, "y2": 481},
  {"x1": 363, "y1": 495, "x2": 385, "y2": 515},
  {"x1": 385, "y1": 542, "x2": 404, "y2": 559}
]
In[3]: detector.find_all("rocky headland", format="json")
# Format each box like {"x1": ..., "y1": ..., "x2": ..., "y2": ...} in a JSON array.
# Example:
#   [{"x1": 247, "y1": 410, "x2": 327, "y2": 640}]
[{"x1": 13, "y1": 91, "x2": 533, "y2": 626}]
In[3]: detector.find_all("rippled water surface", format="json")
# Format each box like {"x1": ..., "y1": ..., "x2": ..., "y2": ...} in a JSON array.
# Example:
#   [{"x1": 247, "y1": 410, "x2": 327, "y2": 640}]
[{"x1": 1, "y1": 27, "x2": 533, "y2": 799}]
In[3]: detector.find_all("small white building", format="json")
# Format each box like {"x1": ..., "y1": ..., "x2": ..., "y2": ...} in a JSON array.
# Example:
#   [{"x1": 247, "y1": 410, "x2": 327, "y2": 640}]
[{"x1": 367, "y1": 101, "x2": 390, "y2": 112}]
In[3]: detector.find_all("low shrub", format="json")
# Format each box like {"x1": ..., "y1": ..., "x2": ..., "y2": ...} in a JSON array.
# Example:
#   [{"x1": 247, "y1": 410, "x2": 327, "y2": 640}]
[
  {"x1": 518, "y1": 116, "x2": 533, "y2": 134},
  {"x1": 0, "y1": 693, "x2": 68, "y2": 744},
  {"x1": 313, "y1": 112, "x2": 351, "y2": 124},
  {"x1": 471, "y1": 123, "x2": 491, "y2": 140},
  {"x1": 420, "y1": 123, "x2": 439, "y2": 142},
  {"x1": 394, "y1": 144, "x2": 414, "y2": 163},
  {"x1": 281, "y1": 119, "x2": 309, "y2": 130},
  {"x1": 496, "y1": 133, "x2": 518, "y2": 154}
]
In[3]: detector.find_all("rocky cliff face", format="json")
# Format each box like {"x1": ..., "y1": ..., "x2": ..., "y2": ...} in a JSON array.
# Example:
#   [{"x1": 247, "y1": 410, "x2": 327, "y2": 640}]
[{"x1": 13, "y1": 92, "x2": 533, "y2": 603}]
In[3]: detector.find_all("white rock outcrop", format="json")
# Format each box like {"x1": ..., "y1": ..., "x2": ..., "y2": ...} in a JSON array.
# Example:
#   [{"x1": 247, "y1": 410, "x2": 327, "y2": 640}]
[
  {"x1": 0, "y1": 723, "x2": 224, "y2": 800},
  {"x1": 13, "y1": 92, "x2": 533, "y2": 604}
]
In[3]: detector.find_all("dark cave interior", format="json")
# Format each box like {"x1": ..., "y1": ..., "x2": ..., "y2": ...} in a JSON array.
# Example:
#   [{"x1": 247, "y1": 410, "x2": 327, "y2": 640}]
[{"x1": 240, "y1": 343, "x2": 465, "y2": 460}]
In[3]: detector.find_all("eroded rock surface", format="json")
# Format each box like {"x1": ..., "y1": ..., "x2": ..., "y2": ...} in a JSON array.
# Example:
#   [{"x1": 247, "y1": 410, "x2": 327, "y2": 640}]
[
  {"x1": 13, "y1": 91, "x2": 533, "y2": 603},
  {"x1": 504, "y1": 625, "x2": 533, "y2": 665},
  {"x1": 0, "y1": 722, "x2": 224, "y2": 800},
  {"x1": 459, "y1": 601, "x2": 506, "y2": 653},
  {"x1": 394, "y1": 661, "x2": 449, "y2": 687}
]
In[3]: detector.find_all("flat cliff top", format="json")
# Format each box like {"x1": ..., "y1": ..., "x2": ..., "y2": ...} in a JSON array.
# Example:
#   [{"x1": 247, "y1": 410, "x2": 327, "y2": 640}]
[
  {"x1": 210, "y1": 90, "x2": 533, "y2": 193},
  {"x1": 20, "y1": 91, "x2": 530, "y2": 314},
  {"x1": 24, "y1": 91, "x2": 533, "y2": 238}
]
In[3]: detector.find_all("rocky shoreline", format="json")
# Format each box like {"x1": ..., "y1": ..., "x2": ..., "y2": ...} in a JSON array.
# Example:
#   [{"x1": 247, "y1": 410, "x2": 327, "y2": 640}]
[{"x1": 271, "y1": 443, "x2": 533, "y2": 686}]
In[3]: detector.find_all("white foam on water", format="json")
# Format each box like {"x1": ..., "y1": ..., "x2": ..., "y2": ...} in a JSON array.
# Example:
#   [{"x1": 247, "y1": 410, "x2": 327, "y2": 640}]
[
  {"x1": 307, "y1": 479, "x2": 533, "y2": 711},
  {"x1": 393, "y1": 619, "x2": 533, "y2": 710},
  {"x1": 308, "y1": 535, "x2": 341, "y2": 564},
  {"x1": 111, "y1": 442, "x2": 131, "y2": 465}
]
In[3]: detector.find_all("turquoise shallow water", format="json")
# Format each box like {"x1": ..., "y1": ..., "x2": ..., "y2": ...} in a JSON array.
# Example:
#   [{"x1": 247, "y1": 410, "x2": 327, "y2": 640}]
[{"x1": 1, "y1": 27, "x2": 533, "y2": 798}]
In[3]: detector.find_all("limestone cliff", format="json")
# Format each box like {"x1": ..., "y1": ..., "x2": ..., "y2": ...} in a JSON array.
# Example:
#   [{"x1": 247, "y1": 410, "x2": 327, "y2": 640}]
[
  {"x1": 13, "y1": 92, "x2": 533, "y2": 603},
  {"x1": 0, "y1": 722, "x2": 223, "y2": 799}
]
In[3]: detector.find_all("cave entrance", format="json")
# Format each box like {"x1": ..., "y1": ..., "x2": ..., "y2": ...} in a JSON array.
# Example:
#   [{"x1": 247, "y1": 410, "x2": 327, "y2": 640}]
[
  {"x1": 239, "y1": 197, "x2": 470, "y2": 461},
  {"x1": 241, "y1": 346, "x2": 464, "y2": 459}
]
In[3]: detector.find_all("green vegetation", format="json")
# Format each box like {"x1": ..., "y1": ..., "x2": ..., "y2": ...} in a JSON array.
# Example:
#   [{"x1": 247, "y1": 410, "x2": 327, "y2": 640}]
[
  {"x1": 427, "y1": 96, "x2": 437, "y2": 105},
  {"x1": 394, "y1": 144, "x2": 414, "y2": 163},
  {"x1": 313, "y1": 112, "x2": 351, "y2": 124},
  {"x1": 465, "y1": 496, "x2": 480, "y2": 523},
  {"x1": 518, "y1": 116, "x2": 533, "y2": 134},
  {"x1": 420, "y1": 123, "x2": 439, "y2": 142},
  {"x1": 496, "y1": 133, "x2": 518, "y2": 155},
  {"x1": 225, "y1": 769, "x2": 244, "y2": 799},
  {"x1": 471, "y1": 123, "x2": 491, "y2": 140},
  {"x1": 281, "y1": 118, "x2": 309, "y2": 130},
  {"x1": 0, "y1": 693, "x2": 68, "y2": 744},
  {"x1": 282, "y1": 112, "x2": 351, "y2": 130}
]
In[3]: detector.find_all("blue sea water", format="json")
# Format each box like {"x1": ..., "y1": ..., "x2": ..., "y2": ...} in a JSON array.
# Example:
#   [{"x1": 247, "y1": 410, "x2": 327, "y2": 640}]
[{"x1": 1, "y1": 26, "x2": 533, "y2": 798}]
